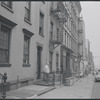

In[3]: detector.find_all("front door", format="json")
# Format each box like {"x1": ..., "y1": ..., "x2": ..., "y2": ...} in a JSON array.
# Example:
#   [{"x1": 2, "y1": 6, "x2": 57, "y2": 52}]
[
  {"x1": 37, "y1": 46, "x2": 42, "y2": 79},
  {"x1": 66, "y1": 52, "x2": 71, "y2": 77}
]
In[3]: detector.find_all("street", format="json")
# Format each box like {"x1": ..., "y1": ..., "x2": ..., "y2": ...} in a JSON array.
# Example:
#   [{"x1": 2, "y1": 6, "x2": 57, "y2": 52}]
[{"x1": 91, "y1": 81, "x2": 100, "y2": 99}]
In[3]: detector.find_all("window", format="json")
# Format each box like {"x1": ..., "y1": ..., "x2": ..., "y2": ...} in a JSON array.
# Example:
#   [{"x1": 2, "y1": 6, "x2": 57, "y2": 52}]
[
  {"x1": 50, "y1": 22, "x2": 53, "y2": 40},
  {"x1": 57, "y1": 28, "x2": 59, "y2": 41},
  {"x1": 65, "y1": 12, "x2": 68, "y2": 27},
  {"x1": 67, "y1": 35, "x2": 69, "y2": 48},
  {"x1": 69, "y1": 37, "x2": 71, "y2": 49},
  {"x1": 25, "y1": 2, "x2": 31, "y2": 22},
  {"x1": 49, "y1": 51, "x2": 53, "y2": 72},
  {"x1": 61, "y1": 33, "x2": 63, "y2": 43},
  {"x1": 22, "y1": 28, "x2": 34, "y2": 67},
  {"x1": 0, "y1": 15, "x2": 17, "y2": 67},
  {"x1": 67, "y1": 17, "x2": 69, "y2": 29},
  {"x1": 0, "y1": 25, "x2": 10, "y2": 64},
  {"x1": 65, "y1": 32, "x2": 66, "y2": 46},
  {"x1": 1, "y1": 1, "x2": 12, "y2": 9},
  {"x1": 23, "y1": 36, "x2": 30, "y2": 65},
  {"x1": 66, "y1": 32, "x2": 68, "y2": 47},
  {"x1": 56, "y1": 54, "x2": 59, "y2": 71},
  {"x1": 1, "y1": 1, "x2": 13, "y2": 13},
  {"x1": 39, "y1": 12, "x2": 44, "y2": 36}
]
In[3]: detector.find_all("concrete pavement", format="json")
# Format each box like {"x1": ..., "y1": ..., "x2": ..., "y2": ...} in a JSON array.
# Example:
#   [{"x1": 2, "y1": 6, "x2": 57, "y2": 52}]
[
  {"x1": 4, "y1": 85, "x2": 55, "y2": 99},
  {"x1": 0, "y1": 74, "x2": 94, "y2": 99}
]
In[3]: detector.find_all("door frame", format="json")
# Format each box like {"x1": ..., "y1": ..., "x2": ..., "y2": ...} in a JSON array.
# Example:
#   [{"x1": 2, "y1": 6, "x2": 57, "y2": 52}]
[{"x1": 36, "y1": 42, "x2": 43, "y2": 79}]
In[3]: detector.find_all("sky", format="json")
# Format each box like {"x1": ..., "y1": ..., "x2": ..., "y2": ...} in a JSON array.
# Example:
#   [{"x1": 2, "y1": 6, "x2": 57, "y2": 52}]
[{"x1": 81, "y1": 1, "x2": 100, "y2": 68}]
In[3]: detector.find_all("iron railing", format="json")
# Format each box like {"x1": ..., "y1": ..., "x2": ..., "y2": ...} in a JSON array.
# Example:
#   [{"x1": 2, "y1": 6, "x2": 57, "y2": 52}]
[{"x1": 0, "y1": 72, "x2": 7, "y2": 99}]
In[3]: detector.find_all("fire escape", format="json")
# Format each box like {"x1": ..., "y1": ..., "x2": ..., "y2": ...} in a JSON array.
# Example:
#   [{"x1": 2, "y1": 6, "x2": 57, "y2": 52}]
[
  {"x1": 78, "y1": 17, "x2": 83, "y2": 58},
  {"x1": 50, "y1": 2, "x2": 68, "y2": 49},
  {"x1": 78, "y1": 17, "x2": 83, "y2": 74}
]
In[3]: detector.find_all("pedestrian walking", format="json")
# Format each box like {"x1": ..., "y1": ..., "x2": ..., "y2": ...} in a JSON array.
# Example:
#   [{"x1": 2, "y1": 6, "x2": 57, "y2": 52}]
[{"x1": 44, "y1": 62, "x2": 50, "y2": 83}]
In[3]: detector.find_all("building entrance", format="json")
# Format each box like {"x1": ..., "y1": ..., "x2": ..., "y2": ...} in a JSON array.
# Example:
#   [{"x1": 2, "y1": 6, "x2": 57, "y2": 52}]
[{"x1": 37, "y1": 46, "x2": 42, "y2": 79}]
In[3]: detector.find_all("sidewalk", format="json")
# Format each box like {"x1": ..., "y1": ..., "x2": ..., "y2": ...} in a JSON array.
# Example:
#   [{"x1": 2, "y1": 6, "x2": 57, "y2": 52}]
[
  {"x1": 5, "y1": 85, "x2": 55, "y2": 99},
  {"x1": 0, "y1": 74, "x2": 94, "y2": 99},
  {"x1": 35, "y1": 74, "x2": 94, "y2": 99}
]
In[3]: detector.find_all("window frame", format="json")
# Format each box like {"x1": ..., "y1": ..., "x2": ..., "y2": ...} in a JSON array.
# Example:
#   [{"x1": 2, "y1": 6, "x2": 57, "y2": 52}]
[
  {"x1": 0, "y1": 23, "x2": 11, "y2": 67},
  {"x1": 24, "y1": 1, "x2": 31, "y2": 25},
  {"x1": 49, "y1": 51, "x2": 53, "y2": 72},
  {"x1": 1, "y1": 1, "x2": 14, "y2": 13},
  {"x1": 57, "y1": 28, "x2": 59, "y2": 41}
]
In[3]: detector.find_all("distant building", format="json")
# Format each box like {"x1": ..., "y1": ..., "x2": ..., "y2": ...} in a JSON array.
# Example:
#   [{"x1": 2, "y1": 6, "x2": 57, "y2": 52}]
[{"x1": 85, "y1": 39, "x2": 94, "y2": 74}]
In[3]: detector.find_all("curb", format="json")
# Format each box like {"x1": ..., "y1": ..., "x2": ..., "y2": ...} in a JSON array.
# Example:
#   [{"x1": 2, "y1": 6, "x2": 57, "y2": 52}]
[
  {"x1": 23, "y1": 86, "x2": 55, "y2": 99},
  {"x1": 37, "y1": 86, "x2": 55, "y2": 96}
]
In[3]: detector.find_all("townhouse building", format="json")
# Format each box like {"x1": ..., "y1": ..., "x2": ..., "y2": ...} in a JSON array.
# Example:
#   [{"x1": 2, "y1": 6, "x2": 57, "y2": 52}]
[
  {"x1": 0, "y1": 1, "x2": 50, "y2": 90},
  {"x1": 0, "y1": 1, "x2": 83, "y2": 90}
]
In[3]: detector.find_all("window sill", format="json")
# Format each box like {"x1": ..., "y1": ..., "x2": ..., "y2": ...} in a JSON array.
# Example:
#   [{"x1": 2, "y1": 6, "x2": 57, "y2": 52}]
[
  {"x1": 24, "y1": 18, "x2": 32, "y2": 25},
  {"x1": 23, "y1": 64, "x2": 31, "y2": 67},
  {"x1": 0, "y1": 64, "x2": 12, "y2": 67},
  {"x1": 1, "y1": 2, "x2": 14, "y2": 13},
  {"x1": 39, "y1": 33, "x2": 44, "y2": 37}
]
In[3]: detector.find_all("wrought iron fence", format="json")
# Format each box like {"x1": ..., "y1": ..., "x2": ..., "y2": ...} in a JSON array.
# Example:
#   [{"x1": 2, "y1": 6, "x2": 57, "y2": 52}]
[{"x1": 37, "y1": 71, "x2": 75, "y2": 86}]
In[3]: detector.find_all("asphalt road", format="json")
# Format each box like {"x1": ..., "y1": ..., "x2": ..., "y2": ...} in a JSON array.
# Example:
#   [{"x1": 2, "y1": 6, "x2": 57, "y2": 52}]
[{"x1": 91, "y1": 80, "x2": 100, "y2": 99}]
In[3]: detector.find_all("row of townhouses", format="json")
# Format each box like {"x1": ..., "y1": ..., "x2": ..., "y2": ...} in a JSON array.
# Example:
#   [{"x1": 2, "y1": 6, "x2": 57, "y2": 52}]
[{"x1": 0, "y1": 1, "x2": 94, "y2": 90}]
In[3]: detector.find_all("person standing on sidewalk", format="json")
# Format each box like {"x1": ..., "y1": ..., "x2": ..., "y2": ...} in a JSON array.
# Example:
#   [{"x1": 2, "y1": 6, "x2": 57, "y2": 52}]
[{"x1": 44, "y1": 62, "x2": 50, "y2": 83}]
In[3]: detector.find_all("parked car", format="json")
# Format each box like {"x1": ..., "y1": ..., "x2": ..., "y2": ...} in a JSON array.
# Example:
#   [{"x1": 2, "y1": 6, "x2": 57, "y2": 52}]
[{"x1": 94, "y1": 70, "x2": 100, "y2": 82}]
